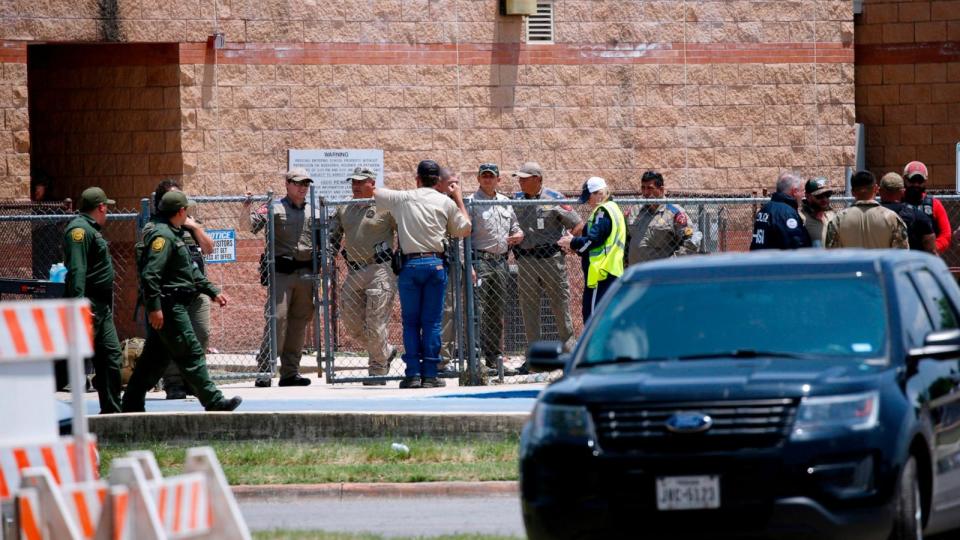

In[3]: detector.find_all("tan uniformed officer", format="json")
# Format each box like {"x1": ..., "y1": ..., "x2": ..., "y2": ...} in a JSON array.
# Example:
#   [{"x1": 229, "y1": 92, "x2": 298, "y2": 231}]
[
  {"x1": 799, "y1": 177, "x2": 837, "y2": 248},
  {"x1": 627, "y1": 170, "x2": 701, "y2": 265},
  {"x1": 330, "y1": 167, "x2": 398, "y2": 385},
  {"x1": 241, "y1": 168, "x2": 317, "y2": 388},
  {"x1": 373, "y1": 160, "x2": 471, "y2": 389},
  {"x1": 469, "y1": 163, "x2": 523, "y2": 376},
  {"x1": 826, "y1": 170, "x2": 909, "y2": 250},
  {"x1": 512, "y1": 162, "x2": 582, "y2": 359}
]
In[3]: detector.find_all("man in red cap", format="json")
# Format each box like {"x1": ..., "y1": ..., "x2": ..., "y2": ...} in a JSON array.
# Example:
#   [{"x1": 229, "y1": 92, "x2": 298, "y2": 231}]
[{"x1": 903, "y1": 161, "x2": 951, "y2": 253}]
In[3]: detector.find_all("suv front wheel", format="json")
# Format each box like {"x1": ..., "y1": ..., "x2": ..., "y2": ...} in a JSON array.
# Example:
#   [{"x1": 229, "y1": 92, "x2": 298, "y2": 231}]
[{"x1": 889, "y1": 456, "x2": 922, "y2": 540}]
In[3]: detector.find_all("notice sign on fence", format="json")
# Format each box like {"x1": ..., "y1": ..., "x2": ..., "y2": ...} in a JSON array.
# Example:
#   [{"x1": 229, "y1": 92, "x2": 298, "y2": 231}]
[
  {"x1": 288, "y1": 149, "x2": 385, "y2": 201},
  {"x1": 205, "y1": 229, "x2": 236, "y2": 264}
]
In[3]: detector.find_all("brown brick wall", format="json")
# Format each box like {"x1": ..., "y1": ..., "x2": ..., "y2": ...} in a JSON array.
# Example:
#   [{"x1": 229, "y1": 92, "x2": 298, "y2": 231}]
[
  {"x1": 27, "y1": 44, "x2": 183, "y2": 209},
  {"x1": 856, "y1": 0, "x2": 960, "y2": 188},
  {"x1": 1, "y1": 0, "x2": 855, "y2": 197},
  {"x1": 0, "y1": 58, "x2": 28, "y2": 199}
]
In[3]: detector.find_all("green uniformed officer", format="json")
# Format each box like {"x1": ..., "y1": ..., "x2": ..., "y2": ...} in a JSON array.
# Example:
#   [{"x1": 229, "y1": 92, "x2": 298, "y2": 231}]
[
  {"x1": 142, "y1": 179, "x2": 215, "y2": 400},
  {"x1": 63, "y1": 187, "x2": 122, "y2": 414},
  {"x1": 627, "y1": 170, "x2": 701, "y2": 265},
  {"x1": 121, "y1": 191, "x2": 241, "y2": 412},
  {"x1": 329, "y1": 167, "x2": 398, "y2": 384},
  {"x1": 512, "y1": 162, "x2": 581, "y2": 360}
]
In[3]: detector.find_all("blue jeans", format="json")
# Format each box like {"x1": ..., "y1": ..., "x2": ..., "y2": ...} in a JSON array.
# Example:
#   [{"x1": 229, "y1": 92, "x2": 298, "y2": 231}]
[{"x1": 397, "y1": 256, "x2": 448, "y2": 378}]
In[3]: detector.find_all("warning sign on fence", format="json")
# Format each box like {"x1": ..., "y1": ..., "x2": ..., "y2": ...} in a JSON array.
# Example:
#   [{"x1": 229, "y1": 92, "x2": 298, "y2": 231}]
[
  {"x1": 288, "y1": 149, "x2": 385, "y2": 201},
  {"x1": 205, "y1": 229, "x2": 236, "y2": 264}
]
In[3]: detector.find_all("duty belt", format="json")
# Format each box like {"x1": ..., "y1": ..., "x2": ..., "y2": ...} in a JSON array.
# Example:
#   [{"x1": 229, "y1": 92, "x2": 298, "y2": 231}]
[
  {"x1": 472, "y1": 250, "x2": 506, "y2": 261},
  {"x1": 161, "y1": 287, "x2": 198, "y2": 304},
  {"x1": 275, "y1": 256, "x2": 312, "y2": 274},
  {"x1": 513, "y1": 244, "x2": 560, "y2": 258}
]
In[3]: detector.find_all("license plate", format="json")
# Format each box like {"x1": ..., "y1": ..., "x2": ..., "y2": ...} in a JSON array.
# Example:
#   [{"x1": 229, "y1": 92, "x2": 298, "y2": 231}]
[{"x1": 656, "y1": 475, "x2": 720, "y2": 511}]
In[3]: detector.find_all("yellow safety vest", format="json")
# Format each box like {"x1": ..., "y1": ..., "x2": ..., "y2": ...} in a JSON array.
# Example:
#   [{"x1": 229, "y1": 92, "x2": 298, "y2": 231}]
[{"x1": 586, "y1": 200, "x2": 626, "y2": 288}]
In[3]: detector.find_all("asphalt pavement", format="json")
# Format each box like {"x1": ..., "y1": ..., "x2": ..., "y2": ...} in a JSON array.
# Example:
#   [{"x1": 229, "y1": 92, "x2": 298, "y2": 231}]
[{"x1": 240, "y1": 494, "x2": 524, "y2": 538}]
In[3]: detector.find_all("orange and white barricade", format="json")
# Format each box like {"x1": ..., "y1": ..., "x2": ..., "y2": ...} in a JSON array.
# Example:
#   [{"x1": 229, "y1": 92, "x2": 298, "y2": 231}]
[
  {"x1": 106, "y1": 447, "x2": 250, "y2": 540},
  {"x1": 0, "y1": 298, "x2": 250, "y2": 540},
  {"x1": 0, "y1": 437, "x2": 99, "y2": 501}
]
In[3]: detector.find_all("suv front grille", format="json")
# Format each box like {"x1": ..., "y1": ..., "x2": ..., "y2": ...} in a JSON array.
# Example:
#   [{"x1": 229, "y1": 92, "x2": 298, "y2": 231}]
[{"x1": 591, "y1": 399, "x2": 798, "y2": 454}]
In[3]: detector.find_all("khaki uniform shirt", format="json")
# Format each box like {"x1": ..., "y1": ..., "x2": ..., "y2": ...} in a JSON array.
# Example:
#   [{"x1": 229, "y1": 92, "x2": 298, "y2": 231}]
[
  {"x1": 330, "y1": 202, "x2": 397, "y2": 263},
  {"x1": 799, "y1": 203, "x2": 836, "y2": 248},
  {"x1": 825, "y1": 201, "x2": 909, "y2": 250},
  {"x1": 514, "y1": 188, "x2": 581, "y2": 249},
  {"x1": 375, "y1": 187, "x2": 471, "y2": 254},
  {"x1": 468, "y1": 190, "x2": 521, "y2": 255},
  {"x1": 627, "y1": 203, "x2": 701, "y2": 265},
  {"x1": 242, "y1": 196, "x2": 316, "y2": 261}
]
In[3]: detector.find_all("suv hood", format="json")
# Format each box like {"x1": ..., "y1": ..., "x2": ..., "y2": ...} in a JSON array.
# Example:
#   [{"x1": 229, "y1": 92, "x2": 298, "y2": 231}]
[{"x1": 546, "y1": 358, "x2": 885, "y2": 404}]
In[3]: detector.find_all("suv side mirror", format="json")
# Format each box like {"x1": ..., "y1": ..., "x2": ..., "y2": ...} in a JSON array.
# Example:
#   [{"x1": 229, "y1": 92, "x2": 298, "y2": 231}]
[
  {"x1": 909, "y1": 328, "x2": 960, "y2": 361},
  {"x1": 527, "y1": 341, "x2": 567, "y2": 373}
]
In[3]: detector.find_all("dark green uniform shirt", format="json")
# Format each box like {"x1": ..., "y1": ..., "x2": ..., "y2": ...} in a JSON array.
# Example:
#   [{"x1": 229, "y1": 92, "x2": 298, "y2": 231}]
[
  {"x1": 63, "y1": 213, "x2": 115, "y2": 299},
  {"x1": 140, "y1": 220, "x2": 219, "y2": 312}
]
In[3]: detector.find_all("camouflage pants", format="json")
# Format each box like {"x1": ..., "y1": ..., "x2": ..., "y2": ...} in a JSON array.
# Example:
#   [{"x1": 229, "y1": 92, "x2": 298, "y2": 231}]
[{"x1": 341, "y1": 262, "x2": 397, "y2": 375}]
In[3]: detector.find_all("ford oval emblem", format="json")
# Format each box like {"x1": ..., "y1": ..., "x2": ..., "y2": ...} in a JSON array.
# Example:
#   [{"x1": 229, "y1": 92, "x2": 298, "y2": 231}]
[{"x1": 665, "y1": 412, "x2": 713, "y2": 434}]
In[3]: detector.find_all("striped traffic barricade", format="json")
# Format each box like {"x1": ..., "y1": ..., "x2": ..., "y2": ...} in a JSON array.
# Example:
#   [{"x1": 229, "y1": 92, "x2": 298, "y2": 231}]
[{"x1": 0, "y1": 437, "x2": 99, "y2": 501}]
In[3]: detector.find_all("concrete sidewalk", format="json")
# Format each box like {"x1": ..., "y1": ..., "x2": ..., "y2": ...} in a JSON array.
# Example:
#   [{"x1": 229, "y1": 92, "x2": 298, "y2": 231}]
[{"x1": 66, "y1": 375, "x2": 545, "y2": 441}]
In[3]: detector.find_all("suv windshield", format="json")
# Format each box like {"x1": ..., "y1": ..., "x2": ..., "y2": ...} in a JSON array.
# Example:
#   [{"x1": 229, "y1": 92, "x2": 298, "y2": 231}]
[{"x1": 581, "y1": 273, "x2": 887, "y2": 365}]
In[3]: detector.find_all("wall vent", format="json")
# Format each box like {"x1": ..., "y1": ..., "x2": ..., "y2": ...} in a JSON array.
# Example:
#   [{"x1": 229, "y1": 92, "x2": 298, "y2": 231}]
[{"x1": 525, "y1": 1, "x2": 554, "y2": 44}]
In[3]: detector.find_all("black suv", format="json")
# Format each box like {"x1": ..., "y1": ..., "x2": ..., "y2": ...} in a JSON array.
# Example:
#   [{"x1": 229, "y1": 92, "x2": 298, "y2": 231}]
[{"x1": 520, "y1": 250, "x2": 960, "y2": 540}]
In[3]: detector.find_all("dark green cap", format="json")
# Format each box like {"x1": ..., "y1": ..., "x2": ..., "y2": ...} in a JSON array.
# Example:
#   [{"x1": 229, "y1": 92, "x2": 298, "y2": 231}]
[
  {"x1": 79, "y1": 187, "x2": 115, "y2": 211},
  {"x1": 158, "y1": 190, "x2": 196, "y2": 212}
]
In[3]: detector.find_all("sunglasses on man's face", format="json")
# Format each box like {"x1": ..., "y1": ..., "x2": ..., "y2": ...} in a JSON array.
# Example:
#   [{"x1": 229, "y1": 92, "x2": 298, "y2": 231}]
[{"x1": 815, "y1": 193, "x2": 833, "y2": 200}]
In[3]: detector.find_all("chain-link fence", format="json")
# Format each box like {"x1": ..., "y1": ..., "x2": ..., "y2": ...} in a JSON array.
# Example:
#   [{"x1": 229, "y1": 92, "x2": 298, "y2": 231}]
[
  {"x1": 10, "y1": 191, "x2": 960, "y2": 388},
  {"x1": 0, "y1": 200, "x2": 140, "y2": 342}
]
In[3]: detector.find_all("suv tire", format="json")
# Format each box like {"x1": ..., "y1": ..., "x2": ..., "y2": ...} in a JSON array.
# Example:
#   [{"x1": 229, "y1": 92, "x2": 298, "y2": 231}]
[{"x1": 890, "y1": 456, "x2": 922, "y2": 540}]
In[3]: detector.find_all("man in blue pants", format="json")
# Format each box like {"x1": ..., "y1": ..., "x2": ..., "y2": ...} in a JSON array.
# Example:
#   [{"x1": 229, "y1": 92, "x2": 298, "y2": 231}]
[{"x1": 373, "y1": 160, "x2": 471, "y2": 388}]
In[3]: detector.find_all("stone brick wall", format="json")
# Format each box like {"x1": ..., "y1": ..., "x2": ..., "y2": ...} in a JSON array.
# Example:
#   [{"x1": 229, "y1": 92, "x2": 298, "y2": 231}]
[
  {"x1": 856, "y1": 0, "x2": 960, "y2": 188},
  {"x1": 2, "y1": 0, "x2": 855, "y2": 198},
  {"x1": 27, "y1": 44, "x2": 182, "y2": 209}
]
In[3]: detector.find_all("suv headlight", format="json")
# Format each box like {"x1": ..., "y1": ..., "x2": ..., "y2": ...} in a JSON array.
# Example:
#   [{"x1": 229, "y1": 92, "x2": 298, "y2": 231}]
[
  {"x1": 791, "y1": 391, "x2": 880, "y2": 441},
  {"x1": 529, "y1": 403, "x2": 596, "y2": 443}
]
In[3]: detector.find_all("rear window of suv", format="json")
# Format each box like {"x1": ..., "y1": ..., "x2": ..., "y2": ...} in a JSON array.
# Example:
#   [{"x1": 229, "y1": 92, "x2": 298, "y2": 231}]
[{"x1": 582, "y1": 273, "x2": 887, "y2": 365}]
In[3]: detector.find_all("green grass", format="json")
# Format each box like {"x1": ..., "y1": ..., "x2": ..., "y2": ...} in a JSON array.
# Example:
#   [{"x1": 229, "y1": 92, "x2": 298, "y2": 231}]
[
  {"x1": 253, "y1": 533, "x2": 519, "y2": 540},
  {"x1": 98, "y1": 438, "x2": 520, "y2": 485}
]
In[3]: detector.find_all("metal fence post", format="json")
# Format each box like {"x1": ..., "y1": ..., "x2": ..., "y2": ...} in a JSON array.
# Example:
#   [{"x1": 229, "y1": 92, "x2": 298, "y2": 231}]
[
  {"x1": 316, "y1": 189, "x2": 335, "y2": 381},
  {"x1": 449, "y1": 238, "x2": 464, "y2": 375},
  {"x1": 266, "y1": 190, "x2": 279, "y2": 377},
  {"x1": 462, "y1": 220, "x2": 480, "y2": 386},
  {"x1": 138, "y1": 198, "x2": 151, "y2": 229}
]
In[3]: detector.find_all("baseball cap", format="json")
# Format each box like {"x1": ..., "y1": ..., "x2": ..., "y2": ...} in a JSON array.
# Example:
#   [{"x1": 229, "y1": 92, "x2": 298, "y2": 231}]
[
  {"x1": 578, "y1": 176, "x2": 607, "y2": 203},
  {"x1": 880, "y1": 172, "x2": 905, "y2": 191},
  {"x1": 903, "y1": 161, "x2": 928, "y2": 181},
  {"x1": 417, "y1": 160, "x2": 441, "y2": 178},
  {"x1": 804, "y1": 177, "x2": 833, "y2": 196},
  {"x1": 79, "y1": 187, "x2": 115, "y2": 211},
  {"x1": 512, "y1": 162, "x2": 543, "y2": 179},
  {"x1": 158, "y1": 190, "x2": 196, "y2": 212},
  {"x1": 285, "y1": 167, "x2": 313, "y2": 184},
  {"x1": 347, "y1": 167, "x2": 376, "y2": 182},
  {"x1": 478, "y1": 163, "x2": 499, "y2": 176}
]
